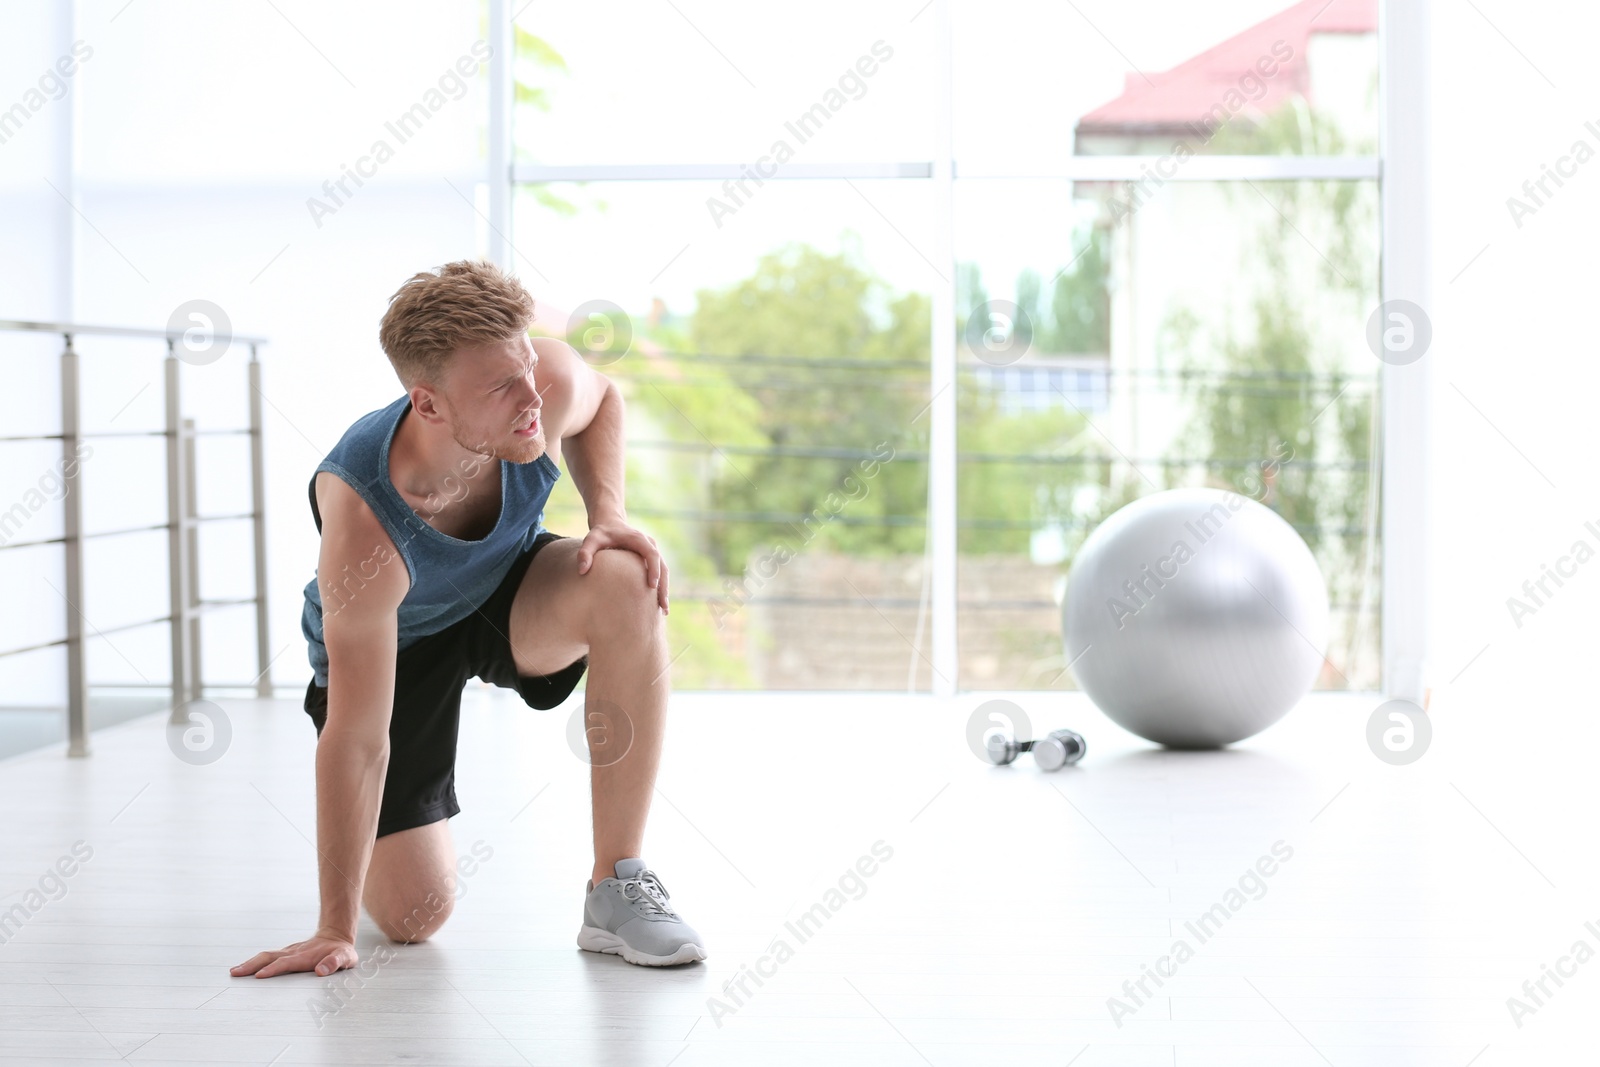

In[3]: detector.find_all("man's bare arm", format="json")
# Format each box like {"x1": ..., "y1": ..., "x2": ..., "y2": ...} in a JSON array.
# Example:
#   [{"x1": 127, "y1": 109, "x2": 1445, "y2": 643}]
[
  {"x1": 551, "y1": 359, "x2": 626, "y2": 528},
  {"x1": 313, "y1": 470, "x2": 410, "y2": 937},
  {"x1": 533, "y1": 337, "x2": 668, "y2": 610},
  {"x1": 231, "y1": 472, "x2": 409, "y2": 978}
]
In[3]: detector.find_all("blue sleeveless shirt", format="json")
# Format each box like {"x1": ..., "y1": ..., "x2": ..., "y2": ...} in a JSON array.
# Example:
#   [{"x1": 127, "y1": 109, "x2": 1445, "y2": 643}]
[{"x1": 299, "y1": 394, "x2": 561, "y2": 687}]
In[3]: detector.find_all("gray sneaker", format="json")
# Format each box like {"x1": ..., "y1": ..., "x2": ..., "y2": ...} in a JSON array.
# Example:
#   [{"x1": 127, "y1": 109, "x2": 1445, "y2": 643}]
[{"x1": 576, "y1": 858, "x2": 708, "y2": 966}]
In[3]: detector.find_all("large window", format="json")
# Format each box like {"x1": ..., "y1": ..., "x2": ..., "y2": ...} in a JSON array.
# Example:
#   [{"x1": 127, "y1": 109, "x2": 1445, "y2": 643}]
[
  {"x1": 954, "y1": 178, "x2": 1380, "y2": 690},
  {"x1": 510, "y1": 0, "x2": 1383, "y2": 692},
  {"x1": 511, "y1": 179, "x2": 934, "y2": 690}
]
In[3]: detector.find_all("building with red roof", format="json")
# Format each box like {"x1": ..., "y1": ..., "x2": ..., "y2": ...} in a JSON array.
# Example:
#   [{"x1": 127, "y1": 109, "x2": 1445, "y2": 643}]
[{"x1": 1075, "y1": 0, "x2": 1379, "y2": 155}]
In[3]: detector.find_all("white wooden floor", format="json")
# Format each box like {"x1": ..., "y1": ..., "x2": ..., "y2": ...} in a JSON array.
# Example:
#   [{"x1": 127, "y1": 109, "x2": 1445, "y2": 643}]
[{"x1": 0, "y1": 684, "x2": 1594, "y2": 1066}]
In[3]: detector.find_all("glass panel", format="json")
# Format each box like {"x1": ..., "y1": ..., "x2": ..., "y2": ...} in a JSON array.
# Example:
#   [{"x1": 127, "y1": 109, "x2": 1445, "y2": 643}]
[
  {"x1": 952, "y1": 0, "x2": 1379, "y2": 168},
  {"x1": 954, "y1": 176, "x2": 1381, "y2": 691},
  {"x1": 513, "y1": 180, "x2": 935, "y2": 690},
  {"x1": 514, "y1": 2, "x2": 940, "y2": 166}
]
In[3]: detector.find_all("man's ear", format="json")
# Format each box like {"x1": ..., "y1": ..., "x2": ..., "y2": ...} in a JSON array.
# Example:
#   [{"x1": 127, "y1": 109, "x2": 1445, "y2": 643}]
[{"x1": 410, "y1": 383, "x2": 445, "y2": 424}]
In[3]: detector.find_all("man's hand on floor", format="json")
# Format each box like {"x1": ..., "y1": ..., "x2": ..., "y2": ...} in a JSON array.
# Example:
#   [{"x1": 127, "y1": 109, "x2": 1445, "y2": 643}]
[{"x1": 230, "y1": 929, "x2": 359, "y2": 979}]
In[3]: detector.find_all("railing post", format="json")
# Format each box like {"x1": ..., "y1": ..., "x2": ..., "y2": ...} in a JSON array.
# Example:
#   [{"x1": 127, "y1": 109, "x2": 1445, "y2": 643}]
[
  {"x1": 60, "y1": 334, "x2": 90, "y2": 758},
  {"x1": 165, "y1": 343, "x2": 193, "y2": 720},
  {"x1": 183, "y1": 416, "x2": 202, "y2": 702},
  {"x1": 248, "y1": 347, "x2": 272, "y2": 697}
]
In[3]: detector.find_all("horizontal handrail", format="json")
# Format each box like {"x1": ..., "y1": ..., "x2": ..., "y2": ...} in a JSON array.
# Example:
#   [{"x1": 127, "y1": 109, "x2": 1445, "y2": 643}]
[
  {"x1": 0, "y1": 428, "x2": 253, "y2": 443},
  {"x1": 0, "y1": 597, "x2": 259, "y2": 660},
  {"x1": 0, "y1": 512, "x2": 259, "y2": 552},
  {"x1": 58, "y1": 681, "x2": 277, "y2": 691},
  {"x1": 0, "y1": 320, "x2": 275, "y2": 752},
  {"x1": 0, "y1": 319, "x2": 270, "y2": 345}
]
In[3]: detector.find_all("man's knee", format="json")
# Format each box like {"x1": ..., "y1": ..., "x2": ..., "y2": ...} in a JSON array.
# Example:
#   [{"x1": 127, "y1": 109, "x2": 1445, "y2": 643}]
[
  {"x1": 583, "y1": 549, "x2": 664, "y2": 629},
  {"x1": 372, "y1": 888, "x2": 454, "y2": 943}
]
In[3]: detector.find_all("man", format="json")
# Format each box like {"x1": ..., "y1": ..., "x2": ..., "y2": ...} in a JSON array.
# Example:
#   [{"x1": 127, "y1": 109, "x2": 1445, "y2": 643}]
[{"x1": 231, "y1": 259, "x2": 705, "y2": 978}]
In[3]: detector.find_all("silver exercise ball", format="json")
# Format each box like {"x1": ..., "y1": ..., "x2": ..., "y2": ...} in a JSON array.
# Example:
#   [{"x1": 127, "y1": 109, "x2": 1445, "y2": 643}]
[{"x1": 1062, "y1": 488, "x2": 1329, "y2": 748}]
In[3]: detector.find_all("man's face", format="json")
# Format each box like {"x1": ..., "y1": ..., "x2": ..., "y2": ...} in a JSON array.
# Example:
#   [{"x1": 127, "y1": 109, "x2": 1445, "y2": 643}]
[{"x1": 438, "y1": 335, "x2": 545, "y2": 464}]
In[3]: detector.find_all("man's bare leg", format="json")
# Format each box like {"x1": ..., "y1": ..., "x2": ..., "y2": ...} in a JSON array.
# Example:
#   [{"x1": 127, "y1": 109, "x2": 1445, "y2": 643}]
[
  {"x1": 580, "y1": 559, "x2": 669, "y2": 889},
  {"x1": 506, "y1": 537, "x2": 669, "y2": 889},
  {"x1": 510, "y1": 534, "x2": 704, "y2": 965},
  {"x1": 362, "y1": 819, "x2": 457, "y2": 942}
]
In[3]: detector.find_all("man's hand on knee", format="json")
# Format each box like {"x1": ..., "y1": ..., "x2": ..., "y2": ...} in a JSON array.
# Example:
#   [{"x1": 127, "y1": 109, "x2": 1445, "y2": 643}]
[{"x1": 575, "y1": 519, "x2": 669, "y2": 614}]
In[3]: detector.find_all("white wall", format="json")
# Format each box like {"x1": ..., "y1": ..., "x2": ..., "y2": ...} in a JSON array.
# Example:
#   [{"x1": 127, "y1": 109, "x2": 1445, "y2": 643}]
[
  {"x1": 0, "y1": 0, "x2": 492, "y2": 701},
  {"x1": 1430, "y1": 3, "x2": 1598, "y2": 711}
]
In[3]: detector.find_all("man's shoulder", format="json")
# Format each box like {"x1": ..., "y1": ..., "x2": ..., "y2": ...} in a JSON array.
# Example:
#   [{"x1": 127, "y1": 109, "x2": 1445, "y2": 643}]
[
  {"x1": 311, "y1": 474, "x2": 411, "y2": 616},
  {"x1": 331, "y1": 394, "x2": 409, "y2": 457},
  {"x1": 313, "y1": 469, "x2": 390, "y2": 539},
  {"x1": 528, "y1": 337, "x2": 588, "y2": 443}
]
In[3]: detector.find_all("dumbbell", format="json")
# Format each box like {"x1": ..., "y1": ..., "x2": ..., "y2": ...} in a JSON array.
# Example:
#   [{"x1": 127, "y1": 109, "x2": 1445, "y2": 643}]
[{"x1": 984, "y1": 728, "x2": 1086, "y2": 770}]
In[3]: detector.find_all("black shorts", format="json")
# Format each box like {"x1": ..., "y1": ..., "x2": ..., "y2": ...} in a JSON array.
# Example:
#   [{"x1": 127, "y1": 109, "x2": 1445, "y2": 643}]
[{"x1": 303, "y1": 529, "x2": 588, "y2": 839}]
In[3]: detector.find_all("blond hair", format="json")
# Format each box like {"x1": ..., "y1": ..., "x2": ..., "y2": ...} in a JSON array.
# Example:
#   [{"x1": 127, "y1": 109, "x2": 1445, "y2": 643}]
[{"x1": 378, "y1": 259, "x2": 535, "y2": 390}]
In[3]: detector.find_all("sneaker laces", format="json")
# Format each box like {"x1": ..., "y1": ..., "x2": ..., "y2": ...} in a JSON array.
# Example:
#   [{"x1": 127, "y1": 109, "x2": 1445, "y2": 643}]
[{"x1": 620, "y1": 870, "x2": 677, "y2": 918}]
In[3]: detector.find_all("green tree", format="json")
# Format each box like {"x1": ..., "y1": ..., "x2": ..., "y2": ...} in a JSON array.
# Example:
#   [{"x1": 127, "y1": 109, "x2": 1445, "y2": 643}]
[
  {"x1": 1041, "y1": 226, "x2": 1112, "y2": 354},
  {"x1": 949, "y1": 246, "x2": 1109, "y2": 556},
  {"x1": 956, "y1": 261, "x2": 989, "y2": 327},
  {"x1": 1165, "y1": 98, "x2": 1381, "y2": 685},
  {"x1": 681, "y1": 243, "x2": 931, "y2": 568}
]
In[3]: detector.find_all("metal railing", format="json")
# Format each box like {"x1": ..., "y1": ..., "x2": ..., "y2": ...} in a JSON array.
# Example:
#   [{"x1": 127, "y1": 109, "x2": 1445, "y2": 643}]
[{"x1": 0, "y1": 320, "x2": 272, "y2": 757}]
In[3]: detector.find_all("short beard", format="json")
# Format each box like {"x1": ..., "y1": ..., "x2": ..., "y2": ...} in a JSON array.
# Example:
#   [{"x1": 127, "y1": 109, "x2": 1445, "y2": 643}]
[{"x1": 453, "y1": 426, "x2": 541, "y2": 464}]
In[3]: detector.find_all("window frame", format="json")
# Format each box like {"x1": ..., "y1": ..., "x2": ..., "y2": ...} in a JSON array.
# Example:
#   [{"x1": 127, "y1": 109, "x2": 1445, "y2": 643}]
[{"x1": 485, "y1": 0, "x2": 1427, "y2": 702}]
